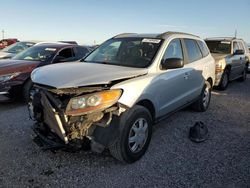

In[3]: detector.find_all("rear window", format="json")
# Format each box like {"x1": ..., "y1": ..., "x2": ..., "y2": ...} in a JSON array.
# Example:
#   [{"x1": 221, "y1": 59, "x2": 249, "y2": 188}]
[
  {"x1": 184, "y1": 39, "x2": 203, "y2": 63},
  {"x1": 205, "y1": 40, "x2": 231, "y2": 54}
]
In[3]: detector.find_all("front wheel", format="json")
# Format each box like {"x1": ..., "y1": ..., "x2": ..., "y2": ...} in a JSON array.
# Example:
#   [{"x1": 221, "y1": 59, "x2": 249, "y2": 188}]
[
  {"x1": 192, "y1": 80, "x2": 212, "y2": 112},
  {"x1": 109, "y1": 105, "x2": 152, "y2": 163},
  {"x1": 218, "y1": 70, "x2": 229, "y2": 90}
]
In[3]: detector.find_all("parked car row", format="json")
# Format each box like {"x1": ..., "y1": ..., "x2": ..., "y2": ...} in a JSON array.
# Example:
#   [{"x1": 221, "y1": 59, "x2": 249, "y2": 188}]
[
  {"x1": 0, "y1": 38, "x2": 19, "y2": 49},
  {"x1": 0, "y1": 42, "x2": 91, "y2": 101},
  {"x1": 0, "y1": 32, "x2": 249, "y2": 163},
  {"x1": 0, "y1": 41, "x2": 38, "y2": 59}
]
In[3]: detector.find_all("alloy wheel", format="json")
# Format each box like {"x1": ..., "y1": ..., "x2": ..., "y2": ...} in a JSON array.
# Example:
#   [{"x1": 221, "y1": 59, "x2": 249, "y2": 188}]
[
  {"x1": 128, "y1": 118, "x2": 149, "y2": 153},
  {"x1": 202, "y1": 82, "x2": 211, "y2": 108}
]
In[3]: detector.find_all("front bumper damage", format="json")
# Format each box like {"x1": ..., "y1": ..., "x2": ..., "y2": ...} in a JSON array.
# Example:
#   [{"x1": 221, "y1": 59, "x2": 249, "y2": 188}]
[{"x1": 30, "y1": 85, "x2": 126, "y2": 152}]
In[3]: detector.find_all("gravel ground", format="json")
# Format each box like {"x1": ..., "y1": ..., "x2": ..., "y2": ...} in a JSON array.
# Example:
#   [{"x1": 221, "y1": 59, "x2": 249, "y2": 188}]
[{"x1": 0, "y1": 76, "x2": 250, "y2": 188}]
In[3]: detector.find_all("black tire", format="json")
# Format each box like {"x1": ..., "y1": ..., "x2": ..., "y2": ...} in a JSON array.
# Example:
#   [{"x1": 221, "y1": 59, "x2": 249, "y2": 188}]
[
  {"x1": 218, "y1": 70, "x2": 229, "y2": 90},
  {"x1": 192, "y1": 81, "x2": 211, "y2": 112},
  {"x1": 22, "y1": 79, "x2": 33, "y2": 103},
  {"x1": 109, "y1": 105, "x2": 152, "y2": 163},
  {"x1": 237, "y1": 67, "x2": 247, "y2": 82}
]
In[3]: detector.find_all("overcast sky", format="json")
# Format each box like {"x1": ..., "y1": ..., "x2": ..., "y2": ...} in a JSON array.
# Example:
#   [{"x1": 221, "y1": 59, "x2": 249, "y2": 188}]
[{"x1": 1, "y1": 0, "x2": 250, "y2": 45}]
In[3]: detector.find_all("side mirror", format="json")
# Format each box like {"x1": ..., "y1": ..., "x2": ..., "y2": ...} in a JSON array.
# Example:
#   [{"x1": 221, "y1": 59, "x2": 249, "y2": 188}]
[
  {"x1": 53, "y1": 56, "x2": 67, "y2": 63},
  {"x1": 233, "y1": 49, "x2": 245, "y2": 55},
  {"x1": 161, "y1": 58, "x2": 184, "y2": 70}
]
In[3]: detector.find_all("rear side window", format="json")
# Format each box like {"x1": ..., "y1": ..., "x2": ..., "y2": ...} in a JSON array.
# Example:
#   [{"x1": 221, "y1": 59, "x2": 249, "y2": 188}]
[
  {"x1": 233, "y1": 42, "x2": 239, "y2": 52},
  {"x1": 244, "y1": 42, "x2": 250, "y2": 53},
  {"x1": 58, "y1": 48, "x2": 74, "y2": 58},
  {"x1": 237, "y1": 42, "x2": 244, "y2": 51},
  {"x1": 197, "y1": 40, "x2": 209, "y2": 57},
  {"x1": 162, "y1": 39, "x2": 183, "y2": 60},
  {"x1": 184, "y1": 39, "x2": 203, "y2": 63}
]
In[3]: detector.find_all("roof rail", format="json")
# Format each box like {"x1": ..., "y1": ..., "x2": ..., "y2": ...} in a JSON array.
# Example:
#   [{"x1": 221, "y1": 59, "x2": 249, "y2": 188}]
[
  {"x1": 205, "y1": 37, "x2": 237, "y2": 41},
  {"x1": 157, "y1": 31, "x2": 199, "y2": 38},
  {"x1": 113, "y1": 33, "x2": 137, "y2": 38}
]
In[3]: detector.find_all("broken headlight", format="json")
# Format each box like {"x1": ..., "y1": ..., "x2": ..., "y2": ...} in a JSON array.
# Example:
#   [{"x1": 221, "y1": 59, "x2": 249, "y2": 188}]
[
  {"x1": 66, "y1": 89, "x2": 122, "y2": 116},
  {"x1": 0, "y1": 72, "x2": 21, "y2": 83}
]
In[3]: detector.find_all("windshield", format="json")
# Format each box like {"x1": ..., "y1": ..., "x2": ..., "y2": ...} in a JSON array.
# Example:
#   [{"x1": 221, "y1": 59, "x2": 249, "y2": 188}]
[
  {"x1": 2, "y1": 42, "x2": 35, "y2": 54},
  {"x1": 205, "y1": 40, "x2": 231, "y2": 54},
  {"x1": 83, "y1": 38, "x2": 162, "y2": 68},
  {"x1": 13, "y1": 46, "x2": 58, "y2": 61}
]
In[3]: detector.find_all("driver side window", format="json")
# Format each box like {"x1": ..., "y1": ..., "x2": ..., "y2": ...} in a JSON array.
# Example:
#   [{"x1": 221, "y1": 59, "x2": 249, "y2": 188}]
[
  {"x1": 58, "y1": 48, "x2": 74, "y2": 59},
  {"x1": 54, "y1": 47, "x2": 76, "y2": 63},
  {"x1": 162, "y1": 39, "x2": 183, "y2": 62}
]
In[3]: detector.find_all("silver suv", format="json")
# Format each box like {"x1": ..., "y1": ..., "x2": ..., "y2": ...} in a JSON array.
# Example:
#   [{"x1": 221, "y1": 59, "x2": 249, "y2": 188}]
[
  {"x1": 30, "y1": 32, "x2": 215, "y2": 163},
  {"x1": 205, "y1": 37, "x2": 248, "y2": 90}
]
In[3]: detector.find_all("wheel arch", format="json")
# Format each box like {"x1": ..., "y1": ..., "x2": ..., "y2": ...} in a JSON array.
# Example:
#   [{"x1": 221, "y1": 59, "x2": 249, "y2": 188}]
[
  {"x1": 206, "y1": 77, "x2": 213, "y2": 87},
  {"x1": 136, "y1": 99, "x2": 156, "y2": 121},
  {"x1": 225, "y1": 64, "x2": 232, "y2": 73}
]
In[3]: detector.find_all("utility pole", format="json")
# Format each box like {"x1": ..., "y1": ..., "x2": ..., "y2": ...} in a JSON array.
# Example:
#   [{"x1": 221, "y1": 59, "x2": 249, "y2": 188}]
[{"x1": 1, "y1": 29, "x2": 4, "y2": 39}]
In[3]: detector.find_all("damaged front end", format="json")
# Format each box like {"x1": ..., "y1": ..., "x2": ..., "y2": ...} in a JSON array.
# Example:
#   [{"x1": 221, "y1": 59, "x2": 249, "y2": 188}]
[{"x1": 29, "y1": 84, "x2": 127, "y2": 152}]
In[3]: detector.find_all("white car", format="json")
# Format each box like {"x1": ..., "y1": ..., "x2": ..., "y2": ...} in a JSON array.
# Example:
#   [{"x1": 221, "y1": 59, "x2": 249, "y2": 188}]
[
  {"x1": 0, "y1": 41, "x2": 39, "y2": 59},
  {"x1": 30, "y1": 32, "x2": 215, "y2": 163}
]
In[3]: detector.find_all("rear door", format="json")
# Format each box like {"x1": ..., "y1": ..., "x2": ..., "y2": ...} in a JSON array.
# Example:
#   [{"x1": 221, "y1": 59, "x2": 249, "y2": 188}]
[
  {"x1": 237, "y1": 41, "x2": 246, "y2": 72},
  {"x1": 157, "y1": 38, "x2": 200, "y2": 116},
  {"x1": 181, "y1": 39, "x2": 205, "y2": 101},
  {"x1": 230, "y1": 41, "x2": 242, "y2": 78}
]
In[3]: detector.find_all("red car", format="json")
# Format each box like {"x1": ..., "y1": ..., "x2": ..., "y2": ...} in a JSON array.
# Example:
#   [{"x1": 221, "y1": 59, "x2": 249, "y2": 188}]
[
  {"x1": 0, "y1": 38, "x2": 19, "y2": 49},
  {"x1": 0, "y1": 42, "x2": 90, "y2": 101}
]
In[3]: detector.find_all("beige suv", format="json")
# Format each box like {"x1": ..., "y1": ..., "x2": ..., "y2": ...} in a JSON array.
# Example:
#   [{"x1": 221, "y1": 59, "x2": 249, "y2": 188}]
[{"x1": 205, "y1": 37, "x2": 248, "y2": 90}]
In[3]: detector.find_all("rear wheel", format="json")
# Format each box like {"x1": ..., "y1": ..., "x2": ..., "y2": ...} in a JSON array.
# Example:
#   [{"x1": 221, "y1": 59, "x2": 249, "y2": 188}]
[
  {"x1": 192, "y1": 81, "x2": 211, "y2": 112},
  {"x1": 109, "y1": 105, "x2": 152, "y2": 163},
  {"x1": 218, "y1": 70, "x2": 229, "y2": 90}
]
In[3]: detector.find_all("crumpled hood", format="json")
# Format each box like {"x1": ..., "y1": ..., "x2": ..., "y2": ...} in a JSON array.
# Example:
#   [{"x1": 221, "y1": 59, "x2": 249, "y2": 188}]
[
  {"x1": 0, "y1": 51, "x2": 13, "y2": 59},
  {"x1": 211, "y1": 53, "x2": 229, "y2": 62},
  {"x1": 31, "y1": 62, "x2": 148, "y2": 88}
]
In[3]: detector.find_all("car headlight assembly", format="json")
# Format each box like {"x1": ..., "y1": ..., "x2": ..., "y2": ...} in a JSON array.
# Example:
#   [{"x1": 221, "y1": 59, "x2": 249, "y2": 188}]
[
  {"x1": 216, "y1": 59, "x2": 226, "y2": 73},
  {"x1": 0, "y1": 72, "x2": 21, "y2": 83},
  {"x1": 66, "y1": 89, "x2": 122, "y2": 116}
]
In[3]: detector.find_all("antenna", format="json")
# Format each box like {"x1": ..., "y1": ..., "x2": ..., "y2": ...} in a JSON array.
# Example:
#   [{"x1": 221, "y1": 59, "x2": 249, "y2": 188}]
[
  {"x1": 234, "y1": 29, "x2": 237, "y2": 38},
  {"x1": 1, "y1": 29, "x2": 4, "y2": 39}
]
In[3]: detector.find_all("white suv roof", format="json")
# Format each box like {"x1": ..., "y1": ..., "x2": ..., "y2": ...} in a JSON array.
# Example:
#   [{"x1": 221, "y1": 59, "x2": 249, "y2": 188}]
[{"x1": 114, "y1": 31, "x2": 200, "y2": 40}]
